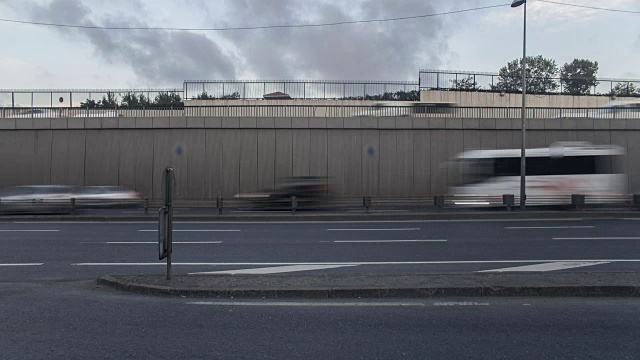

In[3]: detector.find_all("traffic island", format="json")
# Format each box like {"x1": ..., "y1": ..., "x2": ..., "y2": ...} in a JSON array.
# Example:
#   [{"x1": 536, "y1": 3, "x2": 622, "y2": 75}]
[{"x1": 97, "y1": 272, "x2": 640, "y2": 298}]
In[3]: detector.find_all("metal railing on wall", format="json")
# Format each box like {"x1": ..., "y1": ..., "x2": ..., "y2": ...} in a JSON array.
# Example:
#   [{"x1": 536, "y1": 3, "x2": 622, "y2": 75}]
[
  {"x1": 183, "y1": 80, "x2": 420, "y2": 100},
  {"x1": 0, "y1": 89, "x2": 183, "y2": 108},
  {"x1": 419, "y1": 69, "x2": 640, "y2": 97},
  {"x1": 3, "y1": 105, "x2": 640, "y2": 119}
]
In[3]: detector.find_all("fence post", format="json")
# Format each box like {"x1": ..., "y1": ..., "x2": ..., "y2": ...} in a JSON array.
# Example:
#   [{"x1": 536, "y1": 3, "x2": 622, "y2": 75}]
[
  {"x1": 502, "y1": 194, "x2": 514, "y2": 212},
  {"x1": 217, "y1": 197, "x2": 223, "y2": 215},
  {"x1": 144, "y1": 198, "x2": 149, "y2": 215},
  {"x1": 363, "y1": 196, "x2": 371, "y2": 213},
  {"x1": 571, "y1": 194, "x2": 585, "y2": 210}
]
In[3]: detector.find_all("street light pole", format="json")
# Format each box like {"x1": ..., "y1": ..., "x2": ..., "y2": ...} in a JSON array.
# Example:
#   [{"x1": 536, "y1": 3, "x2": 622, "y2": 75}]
[{"x1": 512, "y1": 0, "x2": 527, "y2": 209}]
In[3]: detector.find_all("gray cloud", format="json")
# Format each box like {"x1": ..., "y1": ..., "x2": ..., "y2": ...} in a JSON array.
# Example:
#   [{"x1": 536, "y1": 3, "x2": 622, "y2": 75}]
[
  {"x1": 28, "y1": 0, "x2": 236, "y2": 86},
  {"x1": 222, "y1": 0, "x2": 450, "y2": 80}
]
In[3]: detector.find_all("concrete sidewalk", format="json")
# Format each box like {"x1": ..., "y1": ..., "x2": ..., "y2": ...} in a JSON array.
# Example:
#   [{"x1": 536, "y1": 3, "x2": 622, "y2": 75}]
[{"x1": 98, "y1": 272, "x2": 640, "y2": 298}]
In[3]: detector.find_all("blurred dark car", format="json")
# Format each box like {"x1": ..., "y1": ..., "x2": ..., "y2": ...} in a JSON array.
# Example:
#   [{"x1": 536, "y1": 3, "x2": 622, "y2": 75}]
[
  {"x1": 0, "y1": 185, "x2": 74, "y2": 213},
  {"x1": 71, "y1": 186, "x2": 143, "y2": 208},
  {"x1": 234, "y1": 177, "x2": 334, "y2": 210}
]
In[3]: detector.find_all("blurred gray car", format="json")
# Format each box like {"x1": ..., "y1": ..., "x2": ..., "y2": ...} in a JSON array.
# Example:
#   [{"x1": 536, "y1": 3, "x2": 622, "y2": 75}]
[{"x1": 70, "y1": 186, "x2": 143, "y2": 208}]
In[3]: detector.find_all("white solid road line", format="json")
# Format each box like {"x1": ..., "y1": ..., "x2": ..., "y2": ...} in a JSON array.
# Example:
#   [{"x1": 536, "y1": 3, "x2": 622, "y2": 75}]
[
  {"x1": 327, "y1": 228, "x2": 420, "y2": 231},
  {"x1": 0, "y1": 230, "x2": 59, "y2": 232},
  {"x1": 333, "y1": 240, "x2": 446, "y2": 243},
  {"x1": 505, "y1": 226, "x2": 594, "y2": 230},
  {"x1": 188, "y1": 301, "x2": 425, "y2": 307},
  {"x1": 138, "y1": 229, "x2": 240, "y2": 232},
  {"x1": 190, "y1": 264, "x2": 356, "y2": 275},
  {"x1": 0, "y1": 263, "x2": 43, "y2": 266},
  {"x1": 71, "y1": 259, "x2": 640, "y2": 266},
  {"x1": 479, "y1": 261, "x2": 610, "y2": 272},
  {"x1": 553, "y1": 237, "x2": 640, "y2": 240},
  {"x1": 106, "y1": 241, "x2": 222, "y2": 244},
  {"x1": 433, "y1": 302, "x2": 489, "y2": 306}
]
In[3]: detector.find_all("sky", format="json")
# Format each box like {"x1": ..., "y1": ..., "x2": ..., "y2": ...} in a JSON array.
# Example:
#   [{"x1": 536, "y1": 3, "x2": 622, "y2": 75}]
[{"x1": 0, "y1": 0, "x2": 638, "y2": 89}]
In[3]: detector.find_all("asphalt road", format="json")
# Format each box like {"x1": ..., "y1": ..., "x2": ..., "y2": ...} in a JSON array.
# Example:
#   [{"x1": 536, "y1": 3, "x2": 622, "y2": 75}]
[
  {"x1": 2, "y1": 218, "x2": 640, "y2": 281},
  {"x1": 3, "y1": 217, "x2": 640, "y2": 359},
  {"x1": 2, "y1": 281, "x2": 639, "y2": 360}
]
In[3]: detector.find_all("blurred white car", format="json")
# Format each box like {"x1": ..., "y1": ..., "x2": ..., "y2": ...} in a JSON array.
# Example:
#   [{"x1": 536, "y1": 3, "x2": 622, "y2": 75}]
[
  {"x1": 7, "y1": 109, "x2": 64, "y2": 118},
  {"x1": 70, "y1": 186, "x2": 142, "y2": 208},
  {"x1": 0, "y1": 185, "x2": 74, "y2": 213}
]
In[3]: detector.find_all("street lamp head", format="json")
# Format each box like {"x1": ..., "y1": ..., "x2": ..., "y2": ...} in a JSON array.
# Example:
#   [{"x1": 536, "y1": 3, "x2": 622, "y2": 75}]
[{"x1": 511, "y1": 0, "x2": 526, "y2": 7}]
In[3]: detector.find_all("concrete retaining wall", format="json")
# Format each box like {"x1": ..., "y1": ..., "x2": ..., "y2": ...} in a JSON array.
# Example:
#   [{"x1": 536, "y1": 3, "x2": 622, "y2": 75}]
[{"x1": 1, "y1": 116, "x2": 639, "y2": 199}]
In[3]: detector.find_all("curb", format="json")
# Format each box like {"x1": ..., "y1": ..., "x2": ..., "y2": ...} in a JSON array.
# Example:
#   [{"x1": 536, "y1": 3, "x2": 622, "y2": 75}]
[
  {"x1": 97, "y1": 275, "x2": 640, "y2": 298},
  {"x1": 5, "y1": 211, "x2": 640, "y2": 222}
]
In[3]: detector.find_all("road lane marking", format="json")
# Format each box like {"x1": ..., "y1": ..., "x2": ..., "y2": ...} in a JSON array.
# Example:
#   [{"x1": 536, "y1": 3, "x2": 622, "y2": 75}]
[
  {"x1": 190, "y1": 264, "x2": 355, "y2": 275},
  {"x1": 105, "y1": 241, "x2": 222, "y2": 244},
  {"x1": 188, "y1": 301, "x2": 425, "y2": 307},
  {"x1": 138, "y1": 229, "x2": 240, "y2": 232},
  {"x1": 11, "y1": 218, "x2": 586, "y2": 224},
  {"x1": 505, "y1": 226, "x2": 594, "y2": 229},
  {"x1": 332, "y1": 240, "x2": 446, "y2": 243},
  {"x1": 433, "y1": 302, "x2": 489, "y2": 306},
  {"x1": 0, "y1": 263, "x2": 43, "y2": 266},
  {"x1": 72, "y1": 259, "x2": 640, "y2": 266},
  {"x1": 479, "y1": 261, "x2": 610, "y2": 272},
  {"x1": 553, "y1": 237, "x2": 640, "y2": 240},
  {"x1": 0, "y1": 230, "x2": 59, "y2": 232},
  {"x1": 327, "y1": 228, "x2": 420, "y2": 231}
]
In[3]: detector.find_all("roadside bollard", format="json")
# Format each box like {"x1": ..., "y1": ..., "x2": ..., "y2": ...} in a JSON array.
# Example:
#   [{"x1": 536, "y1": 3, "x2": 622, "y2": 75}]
[
  {"x1": 634, "y1": 194, "x2": 640, "y2": 210},
  {"x1": 502, "y1": 194, "x2": 515, "y2": 212},
  {"x1": 217, "y1": 197, "x2": 223, "y2": 215},
  {"x1": 144, "y1": 198, "x2": 149, "y2": 215},
  {"x1": 434, "y1": 195, "x2": 445, "y2": 209},
  {"x1": 291, "y1": 196, "x2": 298, "y2": 213},
  {"x1": 571, "y1": 194, "x2": 585, "y2": 210},
  {"x1": 363, "y1": 196, "x2": 371, "y2": 213},
  {"x1": 70, "y1": 198, "x2": 76, "y2": 214}
]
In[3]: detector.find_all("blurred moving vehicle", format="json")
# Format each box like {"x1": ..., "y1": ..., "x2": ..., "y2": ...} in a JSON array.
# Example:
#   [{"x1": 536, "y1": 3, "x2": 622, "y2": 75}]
[
  {"x1": 71, "y1": 186, "x2": 142, "y2": 208},
  {"x1": 0, "y1": 185, "x2": 74, "y2": 213},
  {"x1": 556, "y1": 100, "x2": 640, "y2": 119},
  {"x1": 0, "y1": 185, "x2": 142, "y2": 213},
  {"x1": 448, "y1": 142, "x2": 626, "y2": 206},
  {"x1": 234, "y1": 177, "x2": 334, "y2": 210}
]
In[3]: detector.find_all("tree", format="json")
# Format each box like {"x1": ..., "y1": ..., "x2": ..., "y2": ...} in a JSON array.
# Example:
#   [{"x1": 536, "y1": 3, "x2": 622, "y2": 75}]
[
  {"x1": 451, "y1": 76, "x2": 477, "y2": 91},
  {"x1": 80, "y1": 99, "x2": 98, "y2": 108},
  {"x1": 97, "y1": 92, "x2": 118, "y2": 108},
  {"x1": 560, "y1": 59, "x2": 599, "y2": 95},
  {"x1": 220, "y1": 92, "x2": 241, "y2": 100},
  {"x1": 153, "y1": 92, "x2": 183, "y2": 107},
  {"x1": 196, "y1": 92, "x2": 215, "y2": 100},
  {"x1": 493, "y1": 55, "x2": 559, "y2": 94},
  {"x1": 120, "y1": 93, "x2": 151, "y2": 108},
  {"x1": 610, "y1": 82, "x2": 640, "y2": 96}
]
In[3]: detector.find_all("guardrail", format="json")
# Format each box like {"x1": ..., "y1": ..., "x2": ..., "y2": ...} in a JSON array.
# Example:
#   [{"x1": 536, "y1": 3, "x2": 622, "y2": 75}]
[
  {"x1": 2, "y1": 194, "x2": 638, "y2": 216},
  {"x1": 3, "y1": 105, "x2": 640, "y2": 119}
]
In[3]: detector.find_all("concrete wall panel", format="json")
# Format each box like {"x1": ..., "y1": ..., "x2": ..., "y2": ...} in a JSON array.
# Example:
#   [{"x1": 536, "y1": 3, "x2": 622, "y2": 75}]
[
  {"x1": 309, "y1": 130, "x2": 328, "y2": 178},
  {"x1": 413, "y1": 130, "x2": 431, "y2": 197},
  {"x1": 327, "y1": 130, "x2": 347, "y2": 196},
  {"x1": 396, "y1": 130, "x2": 414, "y2": 197},
  {"x1": 463, "y1": 129, "x2": 480, "y2": 151},
  {"x1": 50, "y1": 131, "x2": 70, "y2": 185},
  {"x1": 239, "y1": 130, "x2": 258, "y2": 194},
  {"x1": 204, "y1": 130, "x2": 224, "y2": 198},
  {"x1": 66, "y1": 130, "x2": 86, "y2": 186},
  {"x1": 222, "y1": 130, "x2": 241, "y2": 197},
  {"x1": 186, "y1": 130, "x2": 207, "y2": 199},
  {"x1": 134, "y1": 131, "x2": 155, "y2": 198},
  {"x1": 430, "y1": 130, "x2": 447, "y2": 195},
  {"x1": 378, "y1": 130, "x2": 397, "y2": 197},
  {"x1": 257, "y1": 129, "x2": 276, "y2": 191},
  {"x1": 117, "y1": 131, "x2": 138, "y2": 191},
  {"x1": 611, "y1": 131, "x2": 629, "y2": 193},
  {"x1": 32, "y1": 130, "x2": 52, "y2": 185},
  {"x1": 361, "y1": 130, "x2": 380, "y2": 197},
  {"x1": 479, "y1": 130, "x2": 497, "y2": 150},
  {"x1": 275, "y1": 129, "x2": 293, "y2": 184},
  {"x1": 343, "y1": 130, "x2": 362, "y2": 197},
  {"x1": 292, "y1": 130, "x2": 311, "y2": 177}
]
